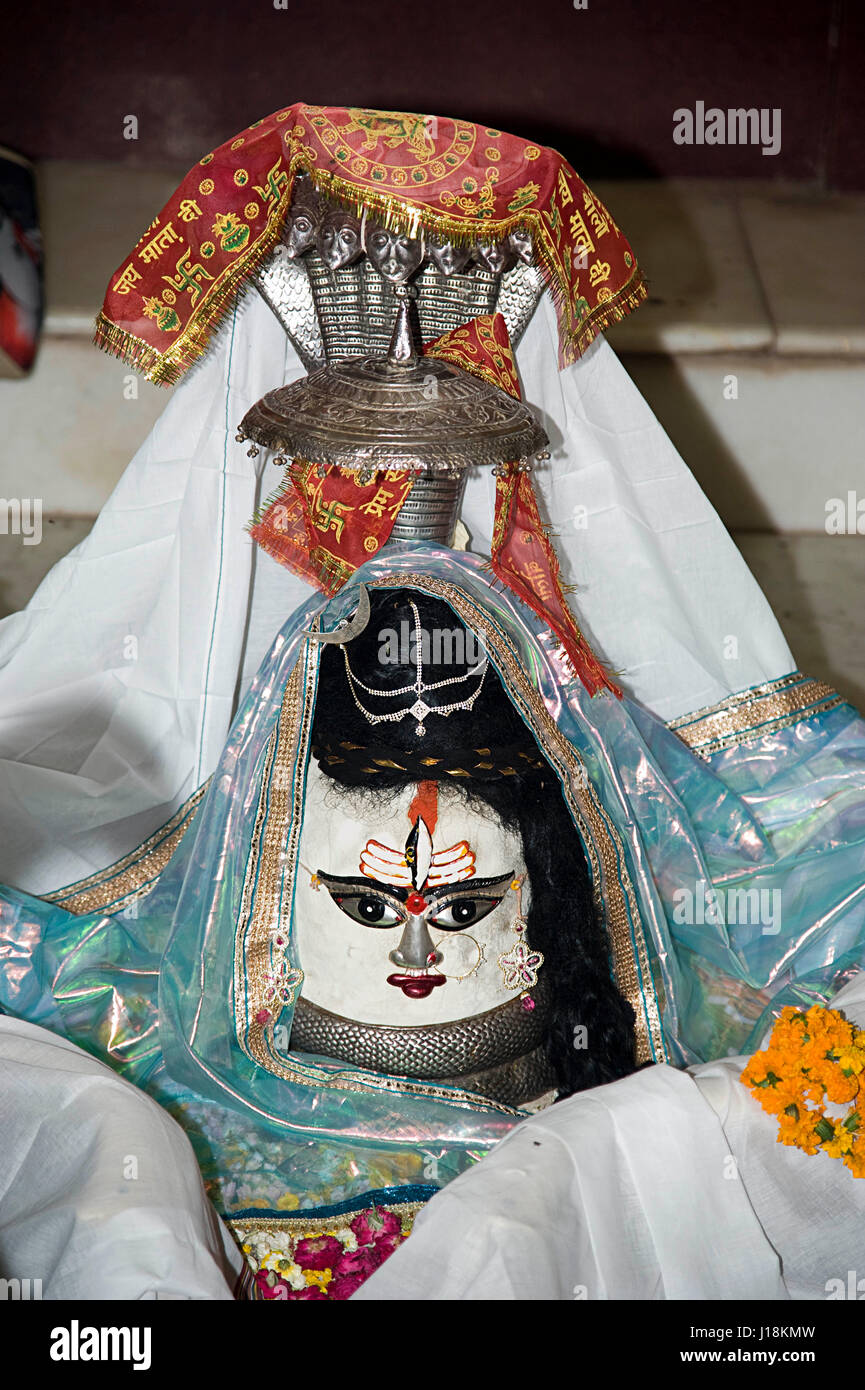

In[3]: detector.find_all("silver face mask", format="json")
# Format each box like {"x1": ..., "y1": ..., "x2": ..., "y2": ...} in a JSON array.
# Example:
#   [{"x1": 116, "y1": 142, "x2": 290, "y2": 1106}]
[
  {"x1": 427, "y1": 235, "x2": 472, "y2": 278},
  {"x1": 290, "y1": 769, "x2": 553, "y2": 1105},
  {"x1": 283, "y1": 193, "x2": 320, "y2": 259},
  {"x1": 472, "y1": 239, "x2": 518, "y2": 275},
  {"x1": 508, "y1": 227, "x2": 533, "y2": 265},
  {"x1": 363, "y1": 222, "x2": 426, "y2": 285},
  {"x1": 294, "y1": 768, "x2": 535, "y2": 1026},
  {"x1": 317, "y1": 208, "x2": 365, "y2": 270}
]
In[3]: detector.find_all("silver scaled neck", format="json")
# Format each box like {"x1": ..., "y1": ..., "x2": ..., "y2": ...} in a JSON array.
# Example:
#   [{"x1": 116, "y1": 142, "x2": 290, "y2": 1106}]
[{"x1": 387, "y1": 472, "x2": 468, "y2": 545}]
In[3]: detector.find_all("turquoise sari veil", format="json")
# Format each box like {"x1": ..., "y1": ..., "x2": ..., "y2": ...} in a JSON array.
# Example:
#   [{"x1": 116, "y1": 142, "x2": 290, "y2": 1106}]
[
  {"x1": 156, "y1": 549, "x2": 666, "y2": 1144},
  {"x1": 2, "y1": 541, "x2": 865, "y2": 1205}
]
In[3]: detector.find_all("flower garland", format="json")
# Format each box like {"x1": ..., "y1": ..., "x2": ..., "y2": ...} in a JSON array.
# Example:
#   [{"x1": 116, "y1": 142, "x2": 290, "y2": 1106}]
[
  {"x1": 741, "y1": 1004, "x2": 865, "y2": 1177},
  {"x1": 247, "y1": 1206, "x2": 411, "y2": 1300}
]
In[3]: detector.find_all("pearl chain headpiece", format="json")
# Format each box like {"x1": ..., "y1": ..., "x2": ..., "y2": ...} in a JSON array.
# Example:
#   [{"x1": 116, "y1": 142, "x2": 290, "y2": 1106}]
[{"x1": 343, "y1": 600, "x2": 487, "y2": 737}]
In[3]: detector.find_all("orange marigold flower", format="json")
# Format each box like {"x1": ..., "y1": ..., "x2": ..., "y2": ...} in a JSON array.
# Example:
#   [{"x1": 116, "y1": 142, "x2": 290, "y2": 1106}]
[
  {"x1": 740, "y1": 1004, "x2": 865, "y2": 1176},
  {"x1": 741, "y1": 1052, "x2": 772, "y2": 1088},
  {"x1": 777, "y1": 1114, "x2": 821, "y2": 1155},
  {"x1": 823, "y1": 1129, "x2": 856, "y2": 1159},
  {"x1": 802, "y1": 1076, "x2": 827, "y2": 1104},
  {"x1": 843, "y1": 1146, "x2": 865, "y2": 1179},
  {"x1": 835, "y1": 1046, "x2": 865, "y2": 1076},
  {"x1": 763, "y1": 1077, "x2": 807, "y2": 1116},
  {"x1": 825, "y1": 1073, "x2": 859, "y2": 1106}
]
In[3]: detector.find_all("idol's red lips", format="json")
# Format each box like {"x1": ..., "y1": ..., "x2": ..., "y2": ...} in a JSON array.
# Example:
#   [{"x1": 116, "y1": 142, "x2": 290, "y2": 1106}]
[{"x1": 386, "y1": 973, "x2": 446, "y2": 1000}]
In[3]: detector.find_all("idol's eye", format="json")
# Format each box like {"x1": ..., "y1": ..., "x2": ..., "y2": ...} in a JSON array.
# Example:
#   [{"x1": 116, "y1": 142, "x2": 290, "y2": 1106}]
[
  {"x1": 333, "y1": 894, "x2": 402, "y2": 928},
  {"x1": 428, "y1": 896, "x2": 504, "y2": 931}
]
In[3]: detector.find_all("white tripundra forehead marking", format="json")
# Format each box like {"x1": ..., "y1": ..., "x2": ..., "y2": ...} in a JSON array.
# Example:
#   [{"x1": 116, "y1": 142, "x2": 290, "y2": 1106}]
[
  {"x1": 360, "y1": 837, "x2": 476, "y2": 888},
  {"x1": 427, "y1": 842, "x2": 475, "y2": 885}
]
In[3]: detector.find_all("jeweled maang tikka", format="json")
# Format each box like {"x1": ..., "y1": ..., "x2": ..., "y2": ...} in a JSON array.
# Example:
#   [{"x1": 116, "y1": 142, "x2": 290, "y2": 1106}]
[{"x1": 343, "y1": 599, "x2": 488, "y2": 737}]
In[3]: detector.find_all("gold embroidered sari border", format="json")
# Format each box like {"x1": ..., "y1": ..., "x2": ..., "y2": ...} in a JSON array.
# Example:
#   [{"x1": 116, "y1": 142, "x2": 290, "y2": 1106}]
[
  {"x1": 669, "y1": 673, "x2": 845, "y2": 757},
  {"x1": 41, "y1": 783, "x2": 209, "y2": 915},
  {"x1": 228, "y1": 1200, "x2": 427, "y2": 1241}
]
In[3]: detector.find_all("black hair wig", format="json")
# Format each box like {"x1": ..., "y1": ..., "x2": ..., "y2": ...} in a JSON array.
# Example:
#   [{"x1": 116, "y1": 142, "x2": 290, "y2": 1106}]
[{"x1": 310, "y1": 586, "x2": 636, "y2": 1099}]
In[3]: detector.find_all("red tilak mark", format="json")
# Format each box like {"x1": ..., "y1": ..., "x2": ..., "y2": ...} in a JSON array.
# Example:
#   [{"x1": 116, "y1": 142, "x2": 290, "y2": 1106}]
[
  {"x1": 406, "y1": 891, "x2": 428, "y2": 914},
  {"x1": 387, "y1": 973, "x2": 446, "y2": 999},
  {"x1": 408, "y1": 779, "x2": 438, "y2": 837}
]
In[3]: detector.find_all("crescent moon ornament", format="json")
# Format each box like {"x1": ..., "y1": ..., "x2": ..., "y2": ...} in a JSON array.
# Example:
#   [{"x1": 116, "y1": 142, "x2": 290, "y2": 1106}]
[{"x1": 303, "y1": 584, "x2": 371, "y2": 645}]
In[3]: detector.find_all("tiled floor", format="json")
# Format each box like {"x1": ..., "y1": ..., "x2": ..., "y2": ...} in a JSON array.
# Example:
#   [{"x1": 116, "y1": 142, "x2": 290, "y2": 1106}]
[
  {"x1": 0, "y1": 517, "x2": 94, "y2": 618},
  {"x1": 599, "y1": 179, "x2": 865, "y2": 358},
  {"x1": 2, "y1": 523, "x2": 862, "y2": 714},
  {"x1": 738, "y1": 533, "x2": 865, "y2": 711}
]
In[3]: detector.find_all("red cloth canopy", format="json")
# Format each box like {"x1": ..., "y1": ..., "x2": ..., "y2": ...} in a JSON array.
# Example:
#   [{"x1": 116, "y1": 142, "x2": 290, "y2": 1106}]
[{"x1": 95, "y1": 102, "x2": 645, "y2": 384}]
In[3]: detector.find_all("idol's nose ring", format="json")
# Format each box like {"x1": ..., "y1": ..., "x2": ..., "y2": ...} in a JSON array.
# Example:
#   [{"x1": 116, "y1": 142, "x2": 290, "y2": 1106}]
[{"x1": 388, "y1": 914, "x2": 442, "y2": 971}]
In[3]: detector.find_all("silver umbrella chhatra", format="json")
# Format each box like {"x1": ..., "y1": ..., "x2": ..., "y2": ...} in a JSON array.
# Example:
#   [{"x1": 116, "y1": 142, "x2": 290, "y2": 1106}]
[{"x1": 236, "y1": 295, "x2": 549, "y2": 480}]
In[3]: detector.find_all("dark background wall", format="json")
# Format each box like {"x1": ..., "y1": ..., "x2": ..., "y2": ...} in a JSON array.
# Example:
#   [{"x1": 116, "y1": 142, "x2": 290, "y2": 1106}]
[{"x1": 3, "y1": 0, "x2": 863, "y2": 188}]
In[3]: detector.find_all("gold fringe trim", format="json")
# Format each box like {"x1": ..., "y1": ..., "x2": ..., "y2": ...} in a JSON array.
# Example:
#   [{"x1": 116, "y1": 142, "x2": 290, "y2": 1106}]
[
  {"x1": 94, "y1": 172, "x2": 296, "y2": 386},
  {"x1": 94, "y1": 149, "x2": 647, "y2": 383},
  {"x1": 568, "y1": 271, "x2": 648, "y2": 363},
  {"x1": 247, "y1": 466, "x2": 295, "y2": 535},
  {"x1": 92, "y1": 316, "x2": 173, "y2": 381}
]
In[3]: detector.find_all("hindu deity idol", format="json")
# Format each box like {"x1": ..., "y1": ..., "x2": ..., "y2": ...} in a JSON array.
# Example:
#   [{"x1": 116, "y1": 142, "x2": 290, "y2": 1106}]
[
  {"x1": 1, "y1": 104, "x2": 864, "y2": 1302},
  {"x1": 290, "y1": 585, "x2": 635, "y2": 1107}
]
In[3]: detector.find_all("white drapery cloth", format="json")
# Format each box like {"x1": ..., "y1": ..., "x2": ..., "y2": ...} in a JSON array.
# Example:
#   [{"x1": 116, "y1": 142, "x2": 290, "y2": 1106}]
[
  {"x1": 355, "y1": 1065, "x2": 791, "y2": 1301},
  {"x1": 0, "y1": 289, "x2": 793, "y2": 892},
  {"x1": 0, "y1": 1017, "x2": 241, "y2": 1300},
  {"x1": 354, "y1": 971, "x2": 865, "y2": 1301},
  {"x1": 3, "y1": 977, "x2": 861, "y2": 1302}
]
